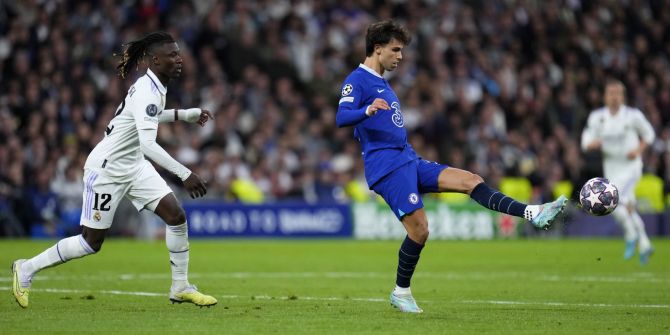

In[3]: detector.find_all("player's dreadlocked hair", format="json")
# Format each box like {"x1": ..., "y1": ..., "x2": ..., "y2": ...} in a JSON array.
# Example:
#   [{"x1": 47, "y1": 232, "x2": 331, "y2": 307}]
[
  {"x1": 115, "y1": 31, "x2": 175, "y2": 79},
  {"x1": 365, "y1": 20, "x2": 411, "y2": 56}
]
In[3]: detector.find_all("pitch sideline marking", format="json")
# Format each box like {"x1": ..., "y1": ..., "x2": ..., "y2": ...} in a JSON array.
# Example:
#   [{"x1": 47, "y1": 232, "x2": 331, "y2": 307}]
[
  {"x1": 0, "y1": 271, "x2": 667, "y2": 283},
  {"x1": 1, "y1": 286, "x2": 667, "y2": 308},
  {"x1": 460, "y1": 300, "x2": 670, "y2": 309}
]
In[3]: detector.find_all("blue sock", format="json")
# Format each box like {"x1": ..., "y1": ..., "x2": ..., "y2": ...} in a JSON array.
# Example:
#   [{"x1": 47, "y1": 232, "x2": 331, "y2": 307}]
[
  {"x1": 470, "y1": 183, "x2": 526, "y2": 217},
  {"x1": 396, "y1": 236, "x2": 424, "y2": 288}
]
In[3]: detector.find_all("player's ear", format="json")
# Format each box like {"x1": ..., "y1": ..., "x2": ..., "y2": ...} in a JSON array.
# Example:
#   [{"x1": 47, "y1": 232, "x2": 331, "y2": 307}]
[{"x1": 375, "y1": 44, "x2": 382, "y2": 55}]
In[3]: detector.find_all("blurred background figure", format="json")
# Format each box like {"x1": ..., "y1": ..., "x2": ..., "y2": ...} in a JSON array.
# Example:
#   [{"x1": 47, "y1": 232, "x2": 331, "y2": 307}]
[{"x1": 581, "y1": 80, "x2": 656, "y2": 263}]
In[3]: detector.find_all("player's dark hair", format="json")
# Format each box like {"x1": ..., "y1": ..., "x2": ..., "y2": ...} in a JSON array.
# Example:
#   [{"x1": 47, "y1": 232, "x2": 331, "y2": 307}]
[
  {"x1": 365, "y1": 20, "x2": 411, "y2": 56},
  {"x1": 115, "y1": 31, "x2": 175, "y2": 79}
]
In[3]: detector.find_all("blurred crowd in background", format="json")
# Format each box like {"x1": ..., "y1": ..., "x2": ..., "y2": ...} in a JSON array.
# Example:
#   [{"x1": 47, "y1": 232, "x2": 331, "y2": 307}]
[{"x1": 1, "y1": 0, "x2": 670, "y2": 237}]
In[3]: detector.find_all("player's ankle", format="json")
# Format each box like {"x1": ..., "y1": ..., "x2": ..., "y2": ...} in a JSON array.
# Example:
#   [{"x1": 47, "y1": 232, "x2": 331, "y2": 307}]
[
  {"x1": 394, "y1": 285, "x2": 411, "y2": 295},
  {"x1": 171, "y1": 280, "x2": 189, "y2": 292},
  {"x1": 524, "y1": 205, "x2": 541, "y2": 221}
]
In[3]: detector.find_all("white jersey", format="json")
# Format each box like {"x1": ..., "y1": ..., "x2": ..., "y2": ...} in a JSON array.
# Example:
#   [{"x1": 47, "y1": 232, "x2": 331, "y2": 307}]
[
  {"x1": 85, "y1": 69, "x2": 191, "y2": 183},
  {"x1": 580, "y1": 105, "x2": 655, "y2": 179}
]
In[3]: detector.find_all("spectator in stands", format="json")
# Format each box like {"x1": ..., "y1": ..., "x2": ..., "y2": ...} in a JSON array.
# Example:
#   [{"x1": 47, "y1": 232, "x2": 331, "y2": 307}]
[{"x1": 0, "y1": 0, "x2": 669, "y2": 236}]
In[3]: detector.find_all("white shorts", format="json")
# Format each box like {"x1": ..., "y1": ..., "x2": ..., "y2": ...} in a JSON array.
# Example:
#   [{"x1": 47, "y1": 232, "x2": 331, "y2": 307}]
[
  {"x1": 80, "y1": 161, "x2": 172, "y2": 229},
  {"x1": 606, "y1": 169, "x2": 641, "y2": 205}
]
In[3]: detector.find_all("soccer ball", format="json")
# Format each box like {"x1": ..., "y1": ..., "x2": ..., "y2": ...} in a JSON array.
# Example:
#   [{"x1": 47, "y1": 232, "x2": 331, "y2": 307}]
[{"x1": 579, "y1": 177, "x2": 619, "y2": 216}]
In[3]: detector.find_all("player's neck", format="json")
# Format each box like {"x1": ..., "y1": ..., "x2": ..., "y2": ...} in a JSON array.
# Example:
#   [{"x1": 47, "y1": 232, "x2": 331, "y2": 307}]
[
  {"x1": 150, "y1": 67, "x2": 171, "y2": 87},
  {"x1": 607, "y1": 105, "x2": 621, "y2": 115},
  {"x1": 363, "y1": 57, "x2": 385, "y2": 76}
]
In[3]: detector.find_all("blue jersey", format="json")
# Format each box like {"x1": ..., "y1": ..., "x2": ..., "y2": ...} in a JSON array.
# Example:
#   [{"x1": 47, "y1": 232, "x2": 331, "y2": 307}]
[{"x1": 336, "y1": 64, "x2": 417, "y2": 187}]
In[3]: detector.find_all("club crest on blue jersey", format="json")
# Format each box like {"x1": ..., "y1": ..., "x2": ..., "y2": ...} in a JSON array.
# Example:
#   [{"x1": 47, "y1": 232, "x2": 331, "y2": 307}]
[
  {"x1": 408, "y1": 193, "x2": 419, "y2": 204},
  {"x1": 145, "y1": 104, "x2": 158, "y2": 117},
  {"x1": 391, "y1": 101, "x2": 404, "y2": 127},
  {"x1": 341, "y1": 84, "x2": 353, "y2": 96}
]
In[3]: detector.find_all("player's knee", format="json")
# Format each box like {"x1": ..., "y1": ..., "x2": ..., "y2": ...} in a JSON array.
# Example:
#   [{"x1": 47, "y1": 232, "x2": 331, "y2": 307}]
[
  {"x1": 165, "y1": 208, "x2": 187, "y2": 226},
  {"x1": 463, "y1": 172, "x2": 484, "y2": 192},
  {"x1": 82, "y1": 233, "x2": 104, "y2": 252},
  {"x1": 410, "y1": 221, "x2": 429, "y2": 244}
]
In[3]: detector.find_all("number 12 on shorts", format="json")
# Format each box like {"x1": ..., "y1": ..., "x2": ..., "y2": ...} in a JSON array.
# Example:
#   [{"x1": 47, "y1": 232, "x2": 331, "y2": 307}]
[{"x1": 93, "y1": 193, "x2": 112, "y2": 211}]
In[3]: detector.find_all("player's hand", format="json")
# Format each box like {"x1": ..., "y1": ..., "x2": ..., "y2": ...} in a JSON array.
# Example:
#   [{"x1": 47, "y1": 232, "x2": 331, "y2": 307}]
[
  {"x1": 183, "y1": 172, "x2": 207, "y2": 198},
  {"x1": 587, "y1": 139, "x2": 602, "y2": 150},
  {"x1": 366, "y1": 98, "x2": 390, "y2": 116},
  {"x1": 196, "y1": 109, "x2": 214, "y2": 127},
  {"x1": 626, "y1": 149, "x2": 640, "y2": 160}
]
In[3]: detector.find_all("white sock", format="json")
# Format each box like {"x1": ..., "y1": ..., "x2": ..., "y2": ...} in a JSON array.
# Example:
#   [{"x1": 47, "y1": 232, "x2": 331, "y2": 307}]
[
  {"x1": 612, "y1": 207, "x2": 638, "y2": 242},
  {"x1": 394, "y1": 285, "x2": 411, "y2": 295},
  {"x1": 523, "y1": 205, "x2": 541, "y2": 221},
  {"x1": 166, "y1": 223, "x2": 189, "y2": 291},
  {"x1": 21, "y1": 235, "x2": 96, "y2": 286},
  {"x1": 630, "y1": 211, "x2": 651, "y2": 251}
]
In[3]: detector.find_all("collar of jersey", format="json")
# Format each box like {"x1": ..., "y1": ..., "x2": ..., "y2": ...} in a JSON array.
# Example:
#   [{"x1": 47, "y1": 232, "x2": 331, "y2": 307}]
[
  {"x1": 606, "y1": 105, "x2": 626, "y2": 117},
  {"x1": 146, "y1": 69, "x2": 167, "y2": 95},
  {"x1": 358, "y1": 63, "x2": 383, "y2": 78}
]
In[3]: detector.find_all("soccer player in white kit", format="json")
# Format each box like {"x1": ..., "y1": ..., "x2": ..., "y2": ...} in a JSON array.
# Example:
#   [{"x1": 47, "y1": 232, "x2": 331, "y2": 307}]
[
  {"x1": 581, "y1": 80, "x2": 656, "y2": 264},
  {"x1": 12, "y1": 32, "x2": 218, "y2": 307}
]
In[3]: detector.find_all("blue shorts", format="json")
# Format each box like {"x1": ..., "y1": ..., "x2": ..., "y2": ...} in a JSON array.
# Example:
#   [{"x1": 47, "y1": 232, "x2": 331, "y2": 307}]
[{"x1": 371, "y1": 158, "x2": 449, "y2": 220}]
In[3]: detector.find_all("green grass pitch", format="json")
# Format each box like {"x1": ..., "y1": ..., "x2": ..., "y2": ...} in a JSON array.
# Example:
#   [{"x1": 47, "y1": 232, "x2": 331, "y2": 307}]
[{"x1": 1, "y1": 239, "x2": 668, "y2": 334}]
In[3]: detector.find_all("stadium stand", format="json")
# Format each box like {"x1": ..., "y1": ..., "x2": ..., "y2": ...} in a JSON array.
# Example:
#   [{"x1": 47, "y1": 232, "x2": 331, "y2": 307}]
[{"x1": 0, "y1": 1, "x2": 669, "y2": 237}]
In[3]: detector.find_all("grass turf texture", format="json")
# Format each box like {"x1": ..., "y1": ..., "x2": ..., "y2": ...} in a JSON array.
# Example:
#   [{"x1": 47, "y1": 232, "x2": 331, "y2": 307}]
[{"x1": 1, "y1": 239, "x2": 668, "y2": 334}]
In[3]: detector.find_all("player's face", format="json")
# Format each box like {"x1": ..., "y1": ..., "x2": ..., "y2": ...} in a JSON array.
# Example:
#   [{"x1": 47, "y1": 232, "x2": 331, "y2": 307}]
[
  {"x1": 153, "y1": 42, "x2": 183, "y2": 79},
  {"x1": 377, "y1": 38, "x2": 404, "y2": 72},
  {"x1": 604, "y1": 84, "x2": 624, "y2": 109}
]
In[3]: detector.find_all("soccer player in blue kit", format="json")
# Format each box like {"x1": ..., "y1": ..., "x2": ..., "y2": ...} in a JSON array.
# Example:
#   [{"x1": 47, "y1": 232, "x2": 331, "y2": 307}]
[{"x1": 336, "y1": 20, "x2": 567, "y2": 313}]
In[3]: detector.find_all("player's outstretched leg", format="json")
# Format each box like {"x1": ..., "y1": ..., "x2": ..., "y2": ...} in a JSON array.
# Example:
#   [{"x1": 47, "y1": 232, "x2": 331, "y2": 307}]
[
  {"x1": 11, "y1": 259, "x2": 30, "y2": 308},
  {"x1": 469, "y1": 182, "x2": 567, "y2": 230},
  {"x1": 11, "y1": 234, "x2": 97, "y2": 308},
  {"x1": 437, "y1": 169, "x2": 567, "y2": 230},
  {"x1": 528, "y1": 195, "x2": 568, "y2": 230}
]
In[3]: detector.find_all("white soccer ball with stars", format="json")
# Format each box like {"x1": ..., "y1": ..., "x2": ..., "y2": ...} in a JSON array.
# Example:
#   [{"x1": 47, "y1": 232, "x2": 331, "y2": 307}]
[{"x1": 579, "y1": 177, "x2": 619, "y2": 216}]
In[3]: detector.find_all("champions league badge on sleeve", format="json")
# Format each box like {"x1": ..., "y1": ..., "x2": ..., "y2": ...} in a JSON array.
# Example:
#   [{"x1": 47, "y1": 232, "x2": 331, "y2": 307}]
[
  {"x1": 341, "y1": 84, "x2": 353, "y2": 96},
  {"x1": 145, "y1": 104, "x2": 158, "y2": 117}
]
